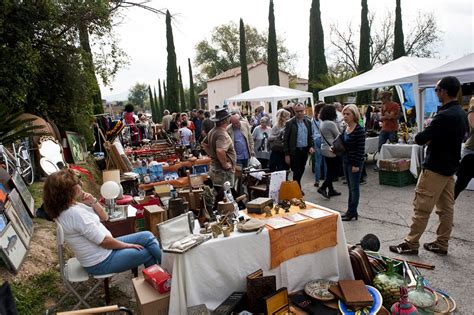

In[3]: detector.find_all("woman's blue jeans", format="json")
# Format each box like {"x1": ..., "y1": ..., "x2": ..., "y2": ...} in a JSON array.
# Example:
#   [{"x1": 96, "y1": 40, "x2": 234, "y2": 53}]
[
  {"x1": 85, "y1": 231, "x2": 162, "y2": 275},
  {"x1": 313, "y1": 138, "x2": 326, "y2": 182},
  {"x1": 343, "y1": 159, "x2": 363, "y2": 216}
]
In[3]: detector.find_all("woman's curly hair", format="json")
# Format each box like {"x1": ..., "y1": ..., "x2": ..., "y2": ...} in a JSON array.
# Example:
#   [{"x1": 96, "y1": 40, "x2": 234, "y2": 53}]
[{"x1": 43, "y1": 169, "x2": 80, "y2": 219}]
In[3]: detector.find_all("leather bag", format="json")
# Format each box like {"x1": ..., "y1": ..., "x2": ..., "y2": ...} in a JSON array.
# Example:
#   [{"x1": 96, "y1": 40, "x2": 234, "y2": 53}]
[
  {"x1": 347, "y1": 245, "x2": 375, "y2": 285},
  {"x1": 331, "y1": 134, "x2": 346, "y2": 156}
]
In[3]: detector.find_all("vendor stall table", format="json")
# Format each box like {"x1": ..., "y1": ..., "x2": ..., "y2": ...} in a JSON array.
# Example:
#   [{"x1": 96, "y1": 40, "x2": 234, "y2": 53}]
[
  {"x1": 161, "y1": 204, "x2": 353, "y2": 314},
  {"x1": 365, "y1": 136, "x2": 379, "y2": 155},
  {"x1": 377, "y1": 144, "x2": 422, "y2": 178}
]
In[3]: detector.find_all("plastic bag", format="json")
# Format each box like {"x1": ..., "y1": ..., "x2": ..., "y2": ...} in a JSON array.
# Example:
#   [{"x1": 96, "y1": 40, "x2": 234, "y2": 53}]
[{"x1": 249, "y1": 156, "x2": 261, "y2": 169}]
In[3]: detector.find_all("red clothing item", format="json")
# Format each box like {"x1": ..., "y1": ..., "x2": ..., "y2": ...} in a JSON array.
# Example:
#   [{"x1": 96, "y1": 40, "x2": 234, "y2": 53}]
[
  {"x1": 381, "y1": 101, "x2": 400, "y2": 132},
  {"x1": 124, "y1": 112, "x2": 135, "y2": 125}
]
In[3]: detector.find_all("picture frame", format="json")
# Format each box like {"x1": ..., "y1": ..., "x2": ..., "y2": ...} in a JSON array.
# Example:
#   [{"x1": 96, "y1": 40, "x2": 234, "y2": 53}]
[
  {"x1": 192, "y1": 164, "x2": 209, "y2": 175},
  {"x1": 0, "y1": 222, "x2": 27, "y2": 273},
  {"x1": 65, "y1": 131, "x2": 87, "y2": 164},
  {"x1": 8, "y1": 189, "x2": 34, "y2": 236},
  {"x1": 0, "y1": 213, "x2": 7, "y2": 234},
  {"x1": 0, "y1": 182, "x2": 9, "y2": 210},
  {"x1": 10, "y1": 172, "x2": 35, "y2": 217},
  {"x1": 5, "y1": 202, "x2": 31, "y2": 247}
]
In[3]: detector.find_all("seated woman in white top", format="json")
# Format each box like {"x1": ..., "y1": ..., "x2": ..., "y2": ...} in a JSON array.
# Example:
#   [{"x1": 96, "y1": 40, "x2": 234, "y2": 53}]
[{"x1": 43, "y1": 169, "x2": 161, "y2": 275}]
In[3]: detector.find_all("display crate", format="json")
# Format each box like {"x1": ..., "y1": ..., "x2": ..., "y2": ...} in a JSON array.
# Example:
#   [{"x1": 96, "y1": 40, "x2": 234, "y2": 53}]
[{"x1": 379, "y1": 170, "x2": 416, "y2": 187}]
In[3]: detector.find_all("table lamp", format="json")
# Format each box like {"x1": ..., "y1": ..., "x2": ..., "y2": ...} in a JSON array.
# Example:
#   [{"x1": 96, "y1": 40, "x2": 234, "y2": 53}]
[{"x1": 100, "y1": 181, "x2": 121, "y2": 218}]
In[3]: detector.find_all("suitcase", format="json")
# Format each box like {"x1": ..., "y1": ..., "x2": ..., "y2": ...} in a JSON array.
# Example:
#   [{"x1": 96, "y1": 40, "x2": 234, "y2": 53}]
[{"x1": 347, "y1": 245, "x2": 375, "y2": 285}]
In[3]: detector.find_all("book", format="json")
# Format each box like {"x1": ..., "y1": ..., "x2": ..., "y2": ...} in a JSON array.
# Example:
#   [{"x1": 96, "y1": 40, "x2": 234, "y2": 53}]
[
  {"x1": 328, "y1": 284, "x2": 345, "y2": 300},
  {"x1": 338, "y1": 280, "x2": 373, "y2": 307},
  {"x1": 299, "y1": 209, "x2": 332, "y2": 220},
  {"x1": 283, "y1": 213, "x2": 307, "y2": 222},
  {"x1": 265, "y1": 217, "x2": 296, "y2": 229},
  {"x1": 213, "y1": 292, "x2": 246, "y2": 315},
  {"x1": 246, "y1": 269, "x2": 276, "y2": 314},
  {"x1": 289, "y1": 291, "x2": 339, "y2": 315}
]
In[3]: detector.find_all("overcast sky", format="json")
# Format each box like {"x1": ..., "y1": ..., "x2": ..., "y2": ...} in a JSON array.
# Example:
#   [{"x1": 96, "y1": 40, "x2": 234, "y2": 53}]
[{"x1": 99, "y1": 0, "x2": 473, "y2": 100}]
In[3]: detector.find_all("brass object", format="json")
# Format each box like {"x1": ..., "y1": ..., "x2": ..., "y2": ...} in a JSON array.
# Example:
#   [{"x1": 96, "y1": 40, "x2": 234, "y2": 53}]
[
  {"x1": 222, "y1": 226, "x2": 231, "y2": 237},
  {"x1": 264, "y1": 206, "x2": 273, "y2": 217},
  {"x1": 210, "y1": 222, "x2": 221, "y2": 238},
  {"x1": 299, "y1": 199, "x2": 306, "y2": 209},
  {"x1": 274, "y1": 205, "x2": 281, "y2": 214},
  {"x1": 290, "y1": 198, "x2": 300, "y2": 206}
]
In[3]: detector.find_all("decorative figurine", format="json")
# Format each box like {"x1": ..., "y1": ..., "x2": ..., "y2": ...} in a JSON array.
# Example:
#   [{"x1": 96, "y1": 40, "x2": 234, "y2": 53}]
[
  {"x1": 274, "y1": 205, "x2": 281, "y2": 214},
  {"x1": 264, "y1": 206, "x2": 273, "y2": 217},
  {"x1": 391, "y1": 286, "x2": 418, "y2": 315},
  {"x1": 299, "y1": 199, "x2": 306, "y2": 209},
  {"x1": 290, "y1": 198, "x2": 300, "y2": 206}
]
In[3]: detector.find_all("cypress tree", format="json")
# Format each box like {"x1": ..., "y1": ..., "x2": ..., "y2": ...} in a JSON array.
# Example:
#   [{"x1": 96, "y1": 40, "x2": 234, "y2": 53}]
[
  {"x1": 240, "y1": 18, "x2": 250, "y2": 92},
  {"x1": 188, "y1": 58, "x2": 197, "y2": 109},
  {"x1": 308, "y1": 0, "x2": 328, "y2": 100},
  {"x1": 393, "y1": 0, "x2": 406, "y2": 60},
  {"x1": 267, "y1": 0, "x2": 280, "y2": 86},
  {"x1": 154, "y1": 87, "x2": 161, "y2": 122},
  {"x1": 357, "y1": 0, "x2": 372, "y2": 104},
  {"x1": 178, "y1": 66, "x2": 186, "y2": 113},
  {"x1": 165, "y1": 10, "x2": 179, "y2": 113},
  {"x1": 148, "y1": 85, "x2": 156, "y2": 123},
  {"x1": 163, "y1": 82, "x2": 168, "y2": 111},
  {"x1": 158, "y1": 79, "x2": 165, "y2": 114}
]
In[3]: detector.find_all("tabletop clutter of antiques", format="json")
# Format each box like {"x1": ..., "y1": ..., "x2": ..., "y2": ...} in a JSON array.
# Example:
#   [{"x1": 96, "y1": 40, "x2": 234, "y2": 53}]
[{"x1": 128, "y1": 166, "x2": 457, "y2": 315}]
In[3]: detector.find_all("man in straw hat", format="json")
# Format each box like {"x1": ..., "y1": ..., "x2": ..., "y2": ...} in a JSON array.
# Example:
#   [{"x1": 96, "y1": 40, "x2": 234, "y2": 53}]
[{"x1": 202, "y1": 108, "x2": 237, "y2": 189}]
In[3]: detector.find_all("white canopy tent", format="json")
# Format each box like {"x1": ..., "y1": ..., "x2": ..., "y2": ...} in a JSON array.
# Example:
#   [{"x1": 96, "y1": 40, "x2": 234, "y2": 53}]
[
  {"x1": 318, "y1": 57, "x2": 448, "y2": 129},
  {"x1": 419, "y1": 53, "x2": 474, "y2": 88},
  {"x1": 225, "y1": 85, "x2": 313, "y2": 121}
]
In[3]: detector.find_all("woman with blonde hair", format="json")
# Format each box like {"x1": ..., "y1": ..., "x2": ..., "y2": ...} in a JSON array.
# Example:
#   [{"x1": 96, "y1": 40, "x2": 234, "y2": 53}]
[
  {"x1": 268, "y1": 109, "x2": 291, "y2": 171},
  {"x1": 340, "y1": 104, "x2": 366, "y2": 221}
]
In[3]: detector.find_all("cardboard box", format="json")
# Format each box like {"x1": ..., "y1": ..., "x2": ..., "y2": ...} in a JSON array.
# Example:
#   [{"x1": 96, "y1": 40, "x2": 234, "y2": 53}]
[
  {"x1": 154, "y1": 184, "x2": 171, "y2": 198},
  {"x1": 142, "y1": 265, "x2": 171, "y2": 294},
  {"x1": 132, "y1": 277, "x2": 170, "y2": 315},
  {"x1": 379, "y1": 158, "x2": 410, "y2": 172}
]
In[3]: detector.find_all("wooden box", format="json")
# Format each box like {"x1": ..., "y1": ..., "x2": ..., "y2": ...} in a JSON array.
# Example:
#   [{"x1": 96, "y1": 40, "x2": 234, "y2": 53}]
[
  {"x1": 178, "y1": 188, "x2": 203, "y2": 210},
  {"x1": 246, "y1": 197, "x2": 273, "y2": 214},
  {"x1": 144, "y1": 205, "x2": 167, "y2": 237}
]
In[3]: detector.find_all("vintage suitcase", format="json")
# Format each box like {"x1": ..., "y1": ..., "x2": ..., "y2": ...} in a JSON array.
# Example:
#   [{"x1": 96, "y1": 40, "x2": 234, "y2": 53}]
[
  {"x1": 246, "y1": 197, "x2": 273, "y2": 214},
  {"x1": 347, "y1": 245, "x2": 375, "y2": 285},
  {"x1": 157, "y1": 211, "x2": 211, "y2": 254}
]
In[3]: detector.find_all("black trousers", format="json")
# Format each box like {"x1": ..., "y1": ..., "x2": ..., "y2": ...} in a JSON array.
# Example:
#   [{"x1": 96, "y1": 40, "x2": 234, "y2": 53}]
[
  {"x1": 290, "y1": 147, "x2": 309, "y2": 188},
  {"x1": 321, "y1": 156, "x2": 338, "y2": 192},
  {"x1": 455, "y1": 153, "x2": 474, "y2": 199}
]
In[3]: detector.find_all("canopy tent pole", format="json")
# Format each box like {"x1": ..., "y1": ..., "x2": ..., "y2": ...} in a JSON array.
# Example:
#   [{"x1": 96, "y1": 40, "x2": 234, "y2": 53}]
[
  {"x1": 413, "y1": 81, "x2": 423, "y2": 132},
  {"x1": 395, "y1": 85, "x2": 407, "y2": 123}
]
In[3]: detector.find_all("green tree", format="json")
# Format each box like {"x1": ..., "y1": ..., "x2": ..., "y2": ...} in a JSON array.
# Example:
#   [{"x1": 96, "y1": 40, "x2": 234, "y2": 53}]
[
  {"x1": 194, "y1": 22, "x2": 296, "y2": 81},
  {"x1": 166, "y1": 10, "x2": 180, "y2": 113},
  {"x1": 357, "y1": 0, "x2": 372, "y2": 105},
  {"x1": 128, "y1": 83, "x2": 148, "y2": 108},
  {"x1": 239, "y1": 18, "x2": 250, "y2": 93},
  {"x1": 178, "y1": 66, "x2": 186, "y2": 113},
  {"x1": 188, "y1": 58, "x2": 197, "y2": 109},
  {"x1": 308, "y1": 0, "x2": 328, "y2": 99},
  {"x1": 163, "y1": 82, "x2": 168, "y2": 111},
  {"x1": 158, "y1": 79, "x2": 165, "y2": 114},
  {"x1": 154, "y1": 87, "x2": 161, "y2": 122},
  {"x1": 393, "y1": 0, "x2": 405, "y2": 60},
  {"x1": 267, "y1": 0, "x2": 279, "y2": 86},
  {"x1": 148, "y1": 85, "x2": 156, "y2": 122}
]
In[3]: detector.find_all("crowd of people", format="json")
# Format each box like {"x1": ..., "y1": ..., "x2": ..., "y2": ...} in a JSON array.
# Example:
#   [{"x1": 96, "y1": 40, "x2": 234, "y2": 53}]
[{"x1": 50, "y1": 76, "x2": 472, "y2": 278}]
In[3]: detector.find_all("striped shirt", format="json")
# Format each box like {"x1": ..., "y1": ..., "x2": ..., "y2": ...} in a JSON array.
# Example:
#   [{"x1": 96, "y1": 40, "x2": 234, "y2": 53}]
[{"x1": 343, "y1": 124, "x2": 366, "y2": 167}]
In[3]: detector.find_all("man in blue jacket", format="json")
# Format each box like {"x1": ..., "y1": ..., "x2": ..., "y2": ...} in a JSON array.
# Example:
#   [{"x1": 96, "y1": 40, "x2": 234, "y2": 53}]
[{"x1": 390, "y1": 76, "x2": 468, "y2": 256}]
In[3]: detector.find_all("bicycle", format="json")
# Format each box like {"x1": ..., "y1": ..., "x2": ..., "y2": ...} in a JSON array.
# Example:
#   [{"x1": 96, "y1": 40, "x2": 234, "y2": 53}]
[{"x1": 0, "y1": 139, "x2": 35, "y2": 185}]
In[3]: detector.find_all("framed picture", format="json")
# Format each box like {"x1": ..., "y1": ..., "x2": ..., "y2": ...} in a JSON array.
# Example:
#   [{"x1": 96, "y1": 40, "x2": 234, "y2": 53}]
[
  {"x1": 5, "y1": 202, "x2": 31, "y2": 247},
  {"x1": 9, "y1": 189, "x2": 34, "y2": 236},
  {"x1": 10, "y1": 172, "x2": 35, "y2": 217},
  {"x1": 192, "y1": 164, "x2": 209, "y2": 175},
  {"x1": 0, "y1": 182, "x2": 9, "y2": 210},
  {"x1": 65, "y1": 131, "x2": 87, "y2": 164},
  {"x1": 0, "y1": 222, "x2": 27, "y2": 273},
  {"x1": 0, "y1": 213, "x2": 7, "y2": 234}
]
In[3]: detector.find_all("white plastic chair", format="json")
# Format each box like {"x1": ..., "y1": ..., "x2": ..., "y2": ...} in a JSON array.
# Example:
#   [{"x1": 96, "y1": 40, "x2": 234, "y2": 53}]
[{"x1": 51, "y1": 221, "x2": 116, "y2": 312}]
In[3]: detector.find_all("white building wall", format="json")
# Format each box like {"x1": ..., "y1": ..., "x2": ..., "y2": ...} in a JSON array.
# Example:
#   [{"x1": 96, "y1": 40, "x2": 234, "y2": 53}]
[{"x1": 207, "y1": 64, "x2": 290, "y2": 111}]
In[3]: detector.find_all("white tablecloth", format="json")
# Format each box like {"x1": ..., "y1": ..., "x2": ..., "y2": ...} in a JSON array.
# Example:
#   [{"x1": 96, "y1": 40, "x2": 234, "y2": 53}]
[
  {"x1": 365, "y1": 137, "x2": 379, "y2": 155},
  {"x1": 378, "y1": 144, "x2": 422, "y2": 178},
  {"x1": 162, "y1": 209, "x2": 353, "y2": 314}
]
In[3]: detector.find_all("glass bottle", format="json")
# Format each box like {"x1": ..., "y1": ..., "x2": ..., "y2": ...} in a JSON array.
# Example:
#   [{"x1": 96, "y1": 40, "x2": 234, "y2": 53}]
[{"x1": 407, "y1": 275, "x2": 436, "y2": 310}]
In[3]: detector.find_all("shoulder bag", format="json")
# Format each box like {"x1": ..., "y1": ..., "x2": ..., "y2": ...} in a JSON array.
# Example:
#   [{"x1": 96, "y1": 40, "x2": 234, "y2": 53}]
[{"x1": 316, "y1": 122, "x2": 346, "y2": 156}]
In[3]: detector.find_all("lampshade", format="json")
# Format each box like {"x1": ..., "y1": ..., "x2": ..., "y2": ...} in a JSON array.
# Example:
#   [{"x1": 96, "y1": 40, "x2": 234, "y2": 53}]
[{"x1": 100, "y1": 181, "x2": 121, "y2": 199}]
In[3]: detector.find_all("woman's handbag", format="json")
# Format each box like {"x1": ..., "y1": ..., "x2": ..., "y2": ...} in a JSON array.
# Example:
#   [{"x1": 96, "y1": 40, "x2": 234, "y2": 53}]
[
  {"x1": 268, "y1": 129, "x2": 284, "y2": 152},
  {"x1": 331, "y1": 134, "x2": 346, "y2": 156}
]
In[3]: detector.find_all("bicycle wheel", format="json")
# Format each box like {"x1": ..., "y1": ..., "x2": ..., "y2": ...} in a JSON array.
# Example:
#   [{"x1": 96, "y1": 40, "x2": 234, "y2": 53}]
[{"x1": 17, "y1": 145, "x2": 34, "y2": 185}]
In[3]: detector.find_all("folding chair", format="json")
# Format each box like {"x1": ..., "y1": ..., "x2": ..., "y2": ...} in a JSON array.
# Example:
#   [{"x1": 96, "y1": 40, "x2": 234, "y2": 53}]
[{"x1": 51, "y1": 221, "x2": 116, "y2": 312}]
